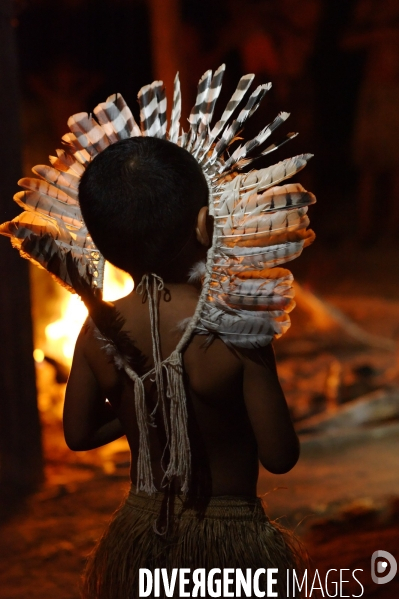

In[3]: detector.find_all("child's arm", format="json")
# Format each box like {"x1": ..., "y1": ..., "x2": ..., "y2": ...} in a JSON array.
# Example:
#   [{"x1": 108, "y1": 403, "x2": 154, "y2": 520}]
[
  {"x1": 63, "y1": 326, "x2": 125, "y2": 451},
  {"x1": 240, "y1": 343, "x2": 300, "y2": 474}
]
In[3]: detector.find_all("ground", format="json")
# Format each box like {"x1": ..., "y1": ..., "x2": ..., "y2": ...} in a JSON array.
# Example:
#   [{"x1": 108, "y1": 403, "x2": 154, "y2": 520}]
[{"x1": 1, "y1": 423, "x2": 399, "y2": 598}]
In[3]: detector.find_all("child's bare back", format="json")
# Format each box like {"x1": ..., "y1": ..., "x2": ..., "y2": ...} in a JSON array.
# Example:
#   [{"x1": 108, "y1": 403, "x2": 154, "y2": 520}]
[
  {"x1": 1, "y1": 71, "x2": 315, "y2": 596},
  {"x1": 64, "y1": 280, "x2": 299, "y2": 497}
]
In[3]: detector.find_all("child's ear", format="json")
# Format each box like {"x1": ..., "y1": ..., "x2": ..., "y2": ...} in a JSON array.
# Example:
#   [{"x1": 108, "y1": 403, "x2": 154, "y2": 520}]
[{"x1": 195, "y1": 206, "x2": 212, "y2": 247}]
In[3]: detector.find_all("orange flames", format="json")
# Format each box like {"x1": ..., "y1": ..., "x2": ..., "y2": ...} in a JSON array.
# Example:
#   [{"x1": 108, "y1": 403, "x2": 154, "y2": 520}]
[{"x1": 35, "y1": 263, "x2": 133, "y2": 366}]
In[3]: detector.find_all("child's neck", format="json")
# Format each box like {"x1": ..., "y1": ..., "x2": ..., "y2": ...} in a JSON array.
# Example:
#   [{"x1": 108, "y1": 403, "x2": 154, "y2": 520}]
[{"x1": 132, "y1": 253, "x2": 207, "y2": 287}]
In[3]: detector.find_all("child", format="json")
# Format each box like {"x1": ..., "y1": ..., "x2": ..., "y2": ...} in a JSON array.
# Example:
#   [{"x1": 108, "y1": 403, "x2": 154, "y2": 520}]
[
  {"x1": 1, "y1": 67, "x2": 315, "y2": 598},
  {"x1": 65, "y1": 136, "x2": 304, "y2": 599}
]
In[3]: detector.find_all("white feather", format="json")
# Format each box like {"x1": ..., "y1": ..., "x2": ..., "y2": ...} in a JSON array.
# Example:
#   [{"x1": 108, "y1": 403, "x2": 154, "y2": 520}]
[{"x1": 187, "y1": 260, "x2": 207, "y2": 284}]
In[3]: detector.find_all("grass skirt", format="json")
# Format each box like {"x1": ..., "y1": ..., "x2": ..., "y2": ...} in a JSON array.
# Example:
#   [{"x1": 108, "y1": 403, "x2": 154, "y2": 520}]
[{"x1": 81, "y1": 486, "x2": 306, "y2": 598}]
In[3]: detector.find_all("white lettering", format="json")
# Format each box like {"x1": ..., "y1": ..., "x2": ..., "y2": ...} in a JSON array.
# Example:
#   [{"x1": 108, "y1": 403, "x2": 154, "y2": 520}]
[
  {"x1": 139, "y1": 569, "x2": 152, "y2": 597},
  {"x1": 154, "y1": 568, "x2": 160, "y2": 597},
  {"x1": 352, "y1": 569, "x2": 364, "y2": 597},
  {"x1": 236, "y1": 568, "x2": 252, "y2": 597},
  {"x1": 179, "y1": 568, "x2": 191, "y2": 597},
  {"x1": 223, "y1": 568, "x2": 235, "y2": 597},
  {"x1": 310, "y1": 570, "x2": 325, "y2": 597},
  {"x1": 192, "y1": 569, "x2": 206, "y2": 597},
  {"x1": 292, "y1": 570, "x2": 308, "y2": 596},
  {"x1": 162, "y1": 568, "x2": 178, "y2": 597},
  {"x1": 339, "y1": 569, "x2": 350, "y2": 597},
  {"x1": 325, "y1": 569, "x2": 338, "y2": 597},
  {"x1": 267, "y1": 568, "x2": 278, "y2": 598},
  {"x1": 140, "y1": 566, "x2": 364, "y2": 598},
  {"x1": 253, "y1": 568, "x2": 265, "y2": 597},
  {"x1": 207, "y1": 569, "x2": 221, "y2": 597}
]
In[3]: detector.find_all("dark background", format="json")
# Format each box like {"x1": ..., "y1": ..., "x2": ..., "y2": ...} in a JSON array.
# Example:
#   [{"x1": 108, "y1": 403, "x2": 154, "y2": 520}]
[{"x1": 13, "y1": 0, "x2": 364, "y2": 239}]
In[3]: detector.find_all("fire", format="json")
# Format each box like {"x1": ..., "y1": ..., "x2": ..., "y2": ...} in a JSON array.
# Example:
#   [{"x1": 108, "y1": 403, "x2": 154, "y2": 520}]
[
  {"x1": 45, "y1": 293, "x2": 89, "y2": 361},
  {"x1": 38, "y1": 263, "x2": 133, "y2": 365}
]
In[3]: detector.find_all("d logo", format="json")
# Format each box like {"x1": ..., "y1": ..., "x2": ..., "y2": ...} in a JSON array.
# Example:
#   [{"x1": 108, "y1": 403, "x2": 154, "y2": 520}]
[{"x1": 371, "y1": 550, "x2": 397, "y2": 585}]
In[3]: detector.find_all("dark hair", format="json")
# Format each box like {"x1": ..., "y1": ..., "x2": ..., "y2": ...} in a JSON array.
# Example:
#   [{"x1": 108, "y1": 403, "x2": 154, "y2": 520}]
[{"x1": 78, "y1": 136, "x2": 209, "y2": 279}]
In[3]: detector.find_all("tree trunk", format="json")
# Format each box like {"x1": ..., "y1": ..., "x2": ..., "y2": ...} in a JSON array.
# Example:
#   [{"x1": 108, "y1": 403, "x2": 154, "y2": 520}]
[
  {"x1": 147, "y1": 0, "x2": 191, "y2": 119},
  {"x1": 0, "y1": 2, "x2": 43, "y2": 497}
]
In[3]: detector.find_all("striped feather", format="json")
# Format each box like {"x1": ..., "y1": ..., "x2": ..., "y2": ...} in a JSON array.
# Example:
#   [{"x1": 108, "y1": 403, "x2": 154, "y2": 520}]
[
  {"x1": 259, "y1": 132, "x2": 298, "y2": 158},
  {"x1": 221, "y1": 295, "x2": 295, "y2": 312},
  {"x1": 2, "y1": 215, "x2": 94, "y2": 261},
  {"x1": 14, "y1": 190, "x2": 82, "y2": 228},
  {"x1": 169, "y1": 73, "x2": 181, "y2": 143},
  {"x1": 138, "y1": 82, "x2": 162, "y2": 137},
  {"x1": 49, "y1": 150, "x2": 86, "y2": 176},
  {"x1": 216, "y1": 288, "x2": 295, "y2": 311},
  {"x1": 201, "y1": 64, "x2": 225, "y2": 131},
  {"x1": 191, "y1": 65, "x2": 225, "y2": 154},
  {"x1": 0, "y1": 212, "x2": 72, "y2": 243},
  {"x1": 199, "y1": 73, "x2": 255, "y2": 160},
  {"x1": 106, "y1": 94, "x2": 141, "y2": 137},
  {"x1": 214, "y1": 240, "x2": 308, "y2": 270},
  {"x1": 154, "y1": 82, "x2": 167, "y2": 138},
  {"x1": 215, "y1": 155, "x2": 313, "y2": 216},
  {"x1": 233, "y1": 132, "x2": 299, "y2": 171},
  {"x1": 236, "y1": 83, "x2": 271, "y2": 124},
  {"x1": 186, "y1": 68, "x2": 212, "y2": 152},
  {"x1": 32, "y1": 165, "x2": 80, "y2": 199},
  {"x1": 94, "y1": 99, "x2": 136, "y2": 142},
  {"x1": 67, "y1": 113, "x2": 111, "y2": 156},
  {"x1": 93, "y1": 102, "x2": 122, "y2": 143},
  {"x1": 221, "y1": 220, "x2": 311, "y2": 250},
  {"x1": 238, "y1": 154, "x2": 313, "y2": 192},
  {"x1": 113, "y1": 94, "x2": 141, "y2": 136},
  {"x1": 220, "y1": 226, "x2": 315, "y2": 254},
  {"x1": 61, "y1": 133, "x2": 92, "y2": 165},
  {"x1": 218, "y1": 184, "x2": 316, "y2": 221},
  {"x1": 221, "y1": 208, "x2": 310, "y2": 243},
  {"x1": 18, "y1": 177, "x2": 79, "y2": 206},
  {"x1": 211, "y1": 270, "x2": 295, "y2": 311},
  {"x1": 221, "y1": 112, "x2": 290, "y2": 172},
  {"x1": 17, "y1": 233, "x2": 93, "y2": 293},
  {"x1": 206, "y1": 84, "x2": 271, "y2": 166},
  {"x1": 188, "y1": 70, "x2": 212, "y2": 137},
  {"x1": 198, "y1": 304, "x2": 290, "y2": 348}
]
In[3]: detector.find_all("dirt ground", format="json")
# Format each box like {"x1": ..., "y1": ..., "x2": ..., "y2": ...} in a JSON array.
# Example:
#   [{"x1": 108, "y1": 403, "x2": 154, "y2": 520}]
[
  {"x1": 1, "y1": 404, "x2": 398, "y2": 598},
  {"x1": 1, "y1": 243, "x2": 399, "y2": 598},
  {"x1": 1, "y1": 431, "x2": 399, "y2": 599}
]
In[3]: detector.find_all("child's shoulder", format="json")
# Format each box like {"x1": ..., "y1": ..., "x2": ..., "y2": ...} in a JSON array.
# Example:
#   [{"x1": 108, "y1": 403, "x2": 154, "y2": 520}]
[{"x1": 73, "y1": 315, "x2": 122, "y2": 393}]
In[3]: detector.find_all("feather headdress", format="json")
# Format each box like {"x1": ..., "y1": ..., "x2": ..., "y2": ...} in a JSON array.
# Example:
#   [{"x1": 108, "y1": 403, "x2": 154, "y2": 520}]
[{"x1": 0, "y1": 65, "x2": 316, "y2": 494}]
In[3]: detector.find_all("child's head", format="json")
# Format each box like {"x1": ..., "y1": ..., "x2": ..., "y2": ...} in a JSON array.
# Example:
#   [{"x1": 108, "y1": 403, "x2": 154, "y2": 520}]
[{"x1": 79, "y1": 136, "x2": 209, "y2": 282}]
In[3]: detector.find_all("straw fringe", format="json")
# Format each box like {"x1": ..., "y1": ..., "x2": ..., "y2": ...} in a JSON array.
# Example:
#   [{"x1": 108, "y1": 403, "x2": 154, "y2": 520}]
[{"x1": 81, "y1": 488, "x2": 307, "y2": 599}]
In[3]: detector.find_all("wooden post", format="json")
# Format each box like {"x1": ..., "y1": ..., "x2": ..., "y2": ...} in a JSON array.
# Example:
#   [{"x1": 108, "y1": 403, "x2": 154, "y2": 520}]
[
  {"x1": 0, "y1": 2, "x2": 44, "y2": 497},
  {"x1": 147, "y1": 0, "x2": 191, "y2": 119}
]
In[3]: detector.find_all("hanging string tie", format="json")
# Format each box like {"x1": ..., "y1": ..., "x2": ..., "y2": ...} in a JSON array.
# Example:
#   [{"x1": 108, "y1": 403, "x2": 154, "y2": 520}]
[
  {"x1": 161, "y1": 350, "x2": 191, "y2": 494},
  {"x1": 94, "y1": 271, "x2": 195, "y2": 496},
  {"x1": 136, "y1": 273, "x2": 169, "y2": 439}
]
